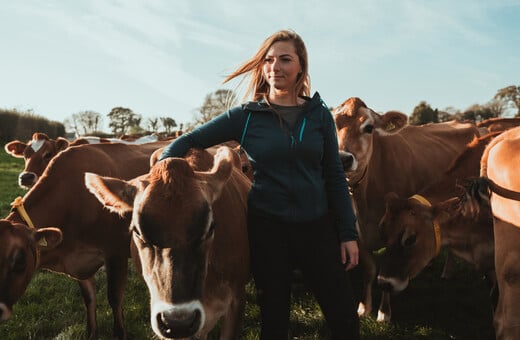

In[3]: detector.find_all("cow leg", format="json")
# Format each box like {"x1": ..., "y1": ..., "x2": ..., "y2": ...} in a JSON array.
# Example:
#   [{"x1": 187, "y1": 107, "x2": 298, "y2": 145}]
[
  {"x1": 78, "y1": 277, "x2": 98, "y2": 339},
  {"x1": 104, "y1": 256, "x2": 129, "y2": 340},
  {"x1": 376, "y1": 291, "x2": 391, "y2": 322},
  {"x1": 357, "y1": 245, "x2": 375, "y2": 317},
  {"x1": 218, "y1": 287, "x2": 247, "y2": 340},
  {"x1": 494, "y1": 220, "x2": 520, "y2": 340}
]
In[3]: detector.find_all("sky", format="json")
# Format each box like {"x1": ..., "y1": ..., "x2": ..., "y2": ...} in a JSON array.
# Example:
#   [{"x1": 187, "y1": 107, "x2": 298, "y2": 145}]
[{"x1": 1, "y1": 0, "x2": 519, "y2": 132}]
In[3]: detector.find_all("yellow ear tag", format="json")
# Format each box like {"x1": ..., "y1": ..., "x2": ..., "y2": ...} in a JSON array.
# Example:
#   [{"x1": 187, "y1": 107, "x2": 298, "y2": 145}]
[{"x1": 38, "y1": 238, "x2": 48, "y2": 247}]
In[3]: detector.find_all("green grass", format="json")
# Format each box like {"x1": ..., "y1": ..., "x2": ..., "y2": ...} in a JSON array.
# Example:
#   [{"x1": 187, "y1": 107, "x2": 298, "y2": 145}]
[{"x1": 0, "y1": 144, "x2": 495, "y2": 339}]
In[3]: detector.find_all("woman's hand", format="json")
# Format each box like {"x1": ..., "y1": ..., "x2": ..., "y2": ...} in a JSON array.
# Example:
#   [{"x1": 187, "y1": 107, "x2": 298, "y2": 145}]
[{"x1": 341, "y1": 240, "x2": 359, "y2": 271}]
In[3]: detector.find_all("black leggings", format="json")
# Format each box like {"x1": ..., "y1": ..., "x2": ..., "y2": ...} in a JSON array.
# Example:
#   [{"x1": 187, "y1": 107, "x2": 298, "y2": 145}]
[{"x1": 248, "y1": 212, "x2": 360, "y2": 340}]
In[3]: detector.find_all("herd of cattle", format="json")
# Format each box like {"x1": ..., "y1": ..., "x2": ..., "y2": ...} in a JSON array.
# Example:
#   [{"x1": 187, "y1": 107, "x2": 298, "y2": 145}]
[{"x1": 1, "y1": 98, "x2": 520, "y2": 339}]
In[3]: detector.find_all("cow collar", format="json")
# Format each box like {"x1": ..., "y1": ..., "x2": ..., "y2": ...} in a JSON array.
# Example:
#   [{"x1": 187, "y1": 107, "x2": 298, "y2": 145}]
[
  {"x1": 10, "y1": 196, "x2": 46, "y2": 268},
  {"x1": 409, "y1": 194, "x2": 441, "y2": 257},
  {"x1": 347, "y1": 164, "x2": 368, "y2": 192}
]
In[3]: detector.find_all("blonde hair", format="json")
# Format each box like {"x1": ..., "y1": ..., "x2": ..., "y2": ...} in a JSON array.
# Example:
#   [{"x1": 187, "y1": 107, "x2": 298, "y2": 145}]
[{"x1": 223, "y1": 29, "x2": 311, "y2": 102}]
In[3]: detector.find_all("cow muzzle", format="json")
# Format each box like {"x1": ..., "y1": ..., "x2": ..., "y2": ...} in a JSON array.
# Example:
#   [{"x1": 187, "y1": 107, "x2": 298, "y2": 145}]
[
  {"x1": 18, "y1": 172, "x2": 38, "y2": 189},
  {"x1": 338, "y1": 150, "x2": 359, "y2": 173},
  {"x1": 0, "y1": 302, "x2": 13, "y2": 322},
  {"x1": 377, "y1": 275, "x2": 409, "y2": 293},
  {"x1": 152, "y1": 300, "x2": 205, "y2": 339}
]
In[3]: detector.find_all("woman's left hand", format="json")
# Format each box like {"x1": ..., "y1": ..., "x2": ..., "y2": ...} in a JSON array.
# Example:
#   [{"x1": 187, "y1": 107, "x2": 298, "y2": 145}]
[{"x1": 341, "y1": 240, "x2": 359, "y2": 271}]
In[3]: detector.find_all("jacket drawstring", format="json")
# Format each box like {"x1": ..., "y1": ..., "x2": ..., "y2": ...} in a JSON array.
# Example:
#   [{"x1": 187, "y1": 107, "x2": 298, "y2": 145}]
[{"x1": 299, "y1": 117, "x2": 307, "y2": 142}]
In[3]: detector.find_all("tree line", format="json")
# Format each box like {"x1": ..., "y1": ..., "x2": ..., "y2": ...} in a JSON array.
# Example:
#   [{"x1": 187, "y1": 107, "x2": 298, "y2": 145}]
[
  {"x1": 1, "y1": 85, "x2": 518, "y2": 142},
  {"x1": 409, "y1": 85, "x2": 520, "y2": 125}
]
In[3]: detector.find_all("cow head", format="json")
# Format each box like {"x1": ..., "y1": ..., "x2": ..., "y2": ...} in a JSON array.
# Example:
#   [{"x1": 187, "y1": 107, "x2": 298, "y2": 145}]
[
  {"x1": 333, "y1": 97, "x2": 408, "y2": 185},
  {"x1": 4, "y1": 133, "x2": 70, "y2": 189},
  {"x1": 0, "y1": 220, "x2": 62, "y2": 321},
  {"x1": 85, "y1": 147, "x2": 234, "y2": 339},
  {"x1": 377, "y1": 193, "x2": 460, "y2": 293}
]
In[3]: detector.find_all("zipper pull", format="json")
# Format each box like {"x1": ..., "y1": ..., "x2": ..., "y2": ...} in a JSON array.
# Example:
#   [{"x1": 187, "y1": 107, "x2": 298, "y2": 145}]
[{"x1": 290, "y1": 135, "x2": 295, "y2": 148}]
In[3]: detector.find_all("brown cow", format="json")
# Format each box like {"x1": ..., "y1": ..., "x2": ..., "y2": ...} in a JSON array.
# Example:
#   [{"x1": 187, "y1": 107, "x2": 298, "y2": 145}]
[
  {"x1": 0, "y1": 141, "x2": 169, "y2": 339},
  {"x1": 461, "y1": 126, "x2": 520, "y2": 339},
  {"x1": 4, "y1": 133, "x2": 162, "y2": 189},
  {"x1": 333, "y1": 97, "x2": 479, "y2": 321},
  {"x1": 377, "y1": 133, "x2": 498, "y2": 296},
  {"x1": 477, "y1": 117, "x2": 520, "y2": 133},
  {"x1": 85, "y1": 146, "x2": 251, "y2": 339}
]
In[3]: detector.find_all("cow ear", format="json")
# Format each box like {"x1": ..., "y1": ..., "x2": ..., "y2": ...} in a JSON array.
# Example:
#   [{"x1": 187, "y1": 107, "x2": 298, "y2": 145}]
[
  {"x1": 377, "y1": 111, "x2": 408, "y2": 135},
  {"x1": 432, "y1": 197, "x2": 460, "y2": 223},
  {"x1": 195, "y1": 146, "x2": 234, "y2": 203},
  {"x1": 84, "y1": 172, "x2": 138, "y2": 216},
  {"x1": 55, "y1": 137, "x2": 70, "y2": 151},
  {"x1": 4, "y1": 141, "x2": 27, "y2": 157},
  {"x1": 35, "y1": 227, "x2": 63, "y2": 250},
  {"x1": 150, "y1": 147, "x2": 165, "y2": 167}
]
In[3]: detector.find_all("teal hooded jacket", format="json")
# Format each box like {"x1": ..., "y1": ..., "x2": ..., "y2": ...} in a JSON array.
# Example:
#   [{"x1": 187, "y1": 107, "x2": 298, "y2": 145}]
[{"x1": 160, "y1": 92, "x2": 358, "y2": 242}]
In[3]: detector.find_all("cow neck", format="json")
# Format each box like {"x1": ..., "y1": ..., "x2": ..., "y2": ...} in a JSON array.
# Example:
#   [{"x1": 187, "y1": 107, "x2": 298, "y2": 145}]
[
  {"x1": 10, "y1": 196, "x2": 46, "y2": 268},
  {"x1": 409, "y1": 194, "x2": 441, "y2": 257}
]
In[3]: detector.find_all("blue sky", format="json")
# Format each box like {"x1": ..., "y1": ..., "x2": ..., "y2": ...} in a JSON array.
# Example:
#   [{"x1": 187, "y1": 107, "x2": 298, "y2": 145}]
[{"x1": 1, "y1": 0, "x2": 519, "y2": 131}]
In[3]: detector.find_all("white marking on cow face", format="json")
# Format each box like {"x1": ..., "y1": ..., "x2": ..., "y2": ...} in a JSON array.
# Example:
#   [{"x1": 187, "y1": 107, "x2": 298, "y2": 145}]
[
  {"x1": 150, "y1": 300, "x2": 205, "y2": 338},
  {"x1": 18, "y1": 171, "x2": 38, "y2": 189},
  {"x1": 30, "y1": 139, "x2": 44, "y2": 153},
  {"x1": 0, "y1": 303, "x2": 13, "y2": 321}
]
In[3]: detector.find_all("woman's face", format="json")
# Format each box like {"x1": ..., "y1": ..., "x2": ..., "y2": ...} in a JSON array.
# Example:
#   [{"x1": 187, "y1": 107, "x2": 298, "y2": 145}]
[{"x1": 262, "y1": 41, "x2": 302, "y2": 93}]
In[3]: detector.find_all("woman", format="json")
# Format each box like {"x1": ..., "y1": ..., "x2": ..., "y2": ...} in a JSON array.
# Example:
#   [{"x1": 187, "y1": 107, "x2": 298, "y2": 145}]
[{"x1": 160, "y1": 29, "x2": 360, "y2": 339}]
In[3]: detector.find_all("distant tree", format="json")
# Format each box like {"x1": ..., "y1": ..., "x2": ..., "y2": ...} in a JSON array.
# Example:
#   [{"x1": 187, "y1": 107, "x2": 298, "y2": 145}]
[
  {"x1": 160, "y1": 117, "x2": 177, "y2": 135},
  {"x1": 494, "y1": 85, "x2": 520, "y2": 116},
  {"x1": 485, "y1": 99, "x2": 508, "y2": 117},
  {"x1": 460, "y1": 103, "x2": 500, "y2": 123},
  {"x1": 409, "y1": 101, "x2": 438, "y2": 125},
  {"x1": 65, "y1": 110, "x2": 102, "y2": 136},
  {"x1": 147, "y1": 117, "x2": 160, "y2": 133},
  {"x1": 192, "y1": 89, "x2": 238, "y2": 127},
  {"x1": 107, "y1": 107, "x2": 141, "y2": 135},
  {"x1": 64, "y1": 117, "x2": 80, "y2": 137},
  {"x1": 437, "y1": 110, "x2": 454, "y2": 122}
]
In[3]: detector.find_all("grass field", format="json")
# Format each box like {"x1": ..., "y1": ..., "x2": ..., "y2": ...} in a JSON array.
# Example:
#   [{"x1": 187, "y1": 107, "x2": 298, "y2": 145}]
[{"x1": 0, "y1": 145, "x2": 496, "y2": 339}]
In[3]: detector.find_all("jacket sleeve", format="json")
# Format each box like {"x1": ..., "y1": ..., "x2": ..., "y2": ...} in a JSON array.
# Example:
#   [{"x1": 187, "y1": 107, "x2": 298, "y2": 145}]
[
  {"x1": 321, "y1": 107, "x2": 359, "y2": 242},
  {"x1": 159, "y1": 107, "x2": 244, "y2": 160}
]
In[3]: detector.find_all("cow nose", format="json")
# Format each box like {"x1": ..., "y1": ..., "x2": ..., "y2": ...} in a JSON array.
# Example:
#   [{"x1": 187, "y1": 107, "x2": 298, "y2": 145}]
[
  {"x1": 156, "y1": 306, "x2": 202, "y2": 339},
  {"x1": 19, "y1": 172, "x2": 37, "y2": 188},
  {"x1": 339, "y1": 151, "x2": 355, "y2": 171}
]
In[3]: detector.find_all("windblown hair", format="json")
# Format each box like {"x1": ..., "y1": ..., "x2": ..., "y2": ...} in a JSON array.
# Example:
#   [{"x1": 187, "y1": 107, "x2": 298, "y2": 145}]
[{"x1": 223, "y1": 29, "x2": 311, "y2": 103}]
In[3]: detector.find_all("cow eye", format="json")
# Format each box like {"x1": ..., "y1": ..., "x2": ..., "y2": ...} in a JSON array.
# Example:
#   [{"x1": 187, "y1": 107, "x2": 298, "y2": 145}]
[
  {"x1": 403, "y1": 234, "x2": 416, "y2": 247},
  {"x1": 363, "y1": 125, "x2": 374, "y2": 134},
  {"x1": 11, "y1": 250, "x2": 27, "y2": 274}
]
